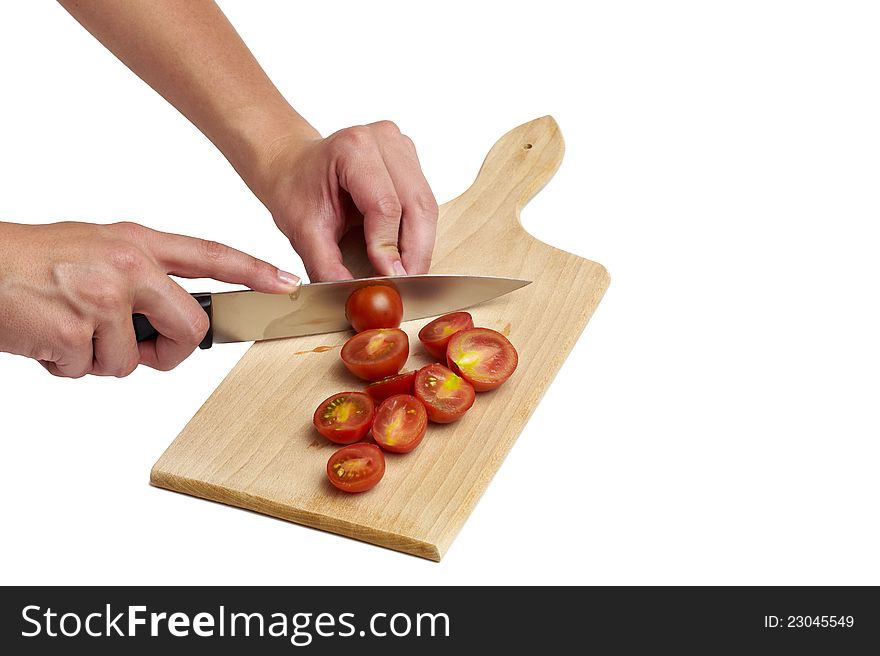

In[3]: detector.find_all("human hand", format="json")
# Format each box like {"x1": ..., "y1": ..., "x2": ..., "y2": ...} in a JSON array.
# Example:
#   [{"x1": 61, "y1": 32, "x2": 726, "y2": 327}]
[
  {"x1": 0, "y1": 221, "x2": 299, "y2": 377},
  {"x1": 56, "y1": 3, "x2": 438, "y2": 282},
  {"x1": 253, "y1": 121, "x2": 439, "y2": 282}
]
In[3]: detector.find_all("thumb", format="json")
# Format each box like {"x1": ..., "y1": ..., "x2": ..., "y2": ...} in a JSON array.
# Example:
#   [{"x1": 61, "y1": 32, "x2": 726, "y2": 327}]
[{"x1": 145, "y1": 228, "x2": 301, "y2": 293}]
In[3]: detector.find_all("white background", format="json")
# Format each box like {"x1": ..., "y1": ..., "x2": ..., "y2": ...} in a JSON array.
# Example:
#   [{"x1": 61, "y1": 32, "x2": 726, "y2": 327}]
[{"x1": 1, "y1": 1, "x2": 878, "y2": 585}]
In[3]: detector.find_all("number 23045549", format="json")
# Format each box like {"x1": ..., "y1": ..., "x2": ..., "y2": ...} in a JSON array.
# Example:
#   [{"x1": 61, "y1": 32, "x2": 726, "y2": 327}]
[{"x1": 764, "y1": 615, "x2": 854, "y2": 628}]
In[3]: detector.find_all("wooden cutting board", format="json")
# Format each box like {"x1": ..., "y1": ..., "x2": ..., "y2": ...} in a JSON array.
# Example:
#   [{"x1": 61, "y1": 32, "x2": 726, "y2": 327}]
[{"x1": 151, "y1": 116, "x2": 610, "y2": 561}]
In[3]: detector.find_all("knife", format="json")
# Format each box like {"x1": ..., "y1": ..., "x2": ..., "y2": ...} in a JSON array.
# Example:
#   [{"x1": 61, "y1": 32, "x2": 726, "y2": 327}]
[{"x1": 132, "y1": 274, "x2": 530, "y2": 349}]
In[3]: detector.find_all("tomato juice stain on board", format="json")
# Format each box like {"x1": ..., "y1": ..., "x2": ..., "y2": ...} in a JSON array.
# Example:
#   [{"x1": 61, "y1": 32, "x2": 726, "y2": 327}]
[
  {"x1": 293, "y1": 344, "x2": 339, "y2": 356},
  {"x1": 501, "y1": 323, "x2": 512, "y2": 337}
]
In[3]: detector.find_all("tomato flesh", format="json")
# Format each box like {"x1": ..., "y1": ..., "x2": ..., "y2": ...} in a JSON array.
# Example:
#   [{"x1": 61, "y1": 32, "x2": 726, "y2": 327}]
[
  {"x1": 345, "y1": 285, "x2": 403, "y2": 332},
  {"x1": 414, "y1": 363, "x2": 475, "y2": 423},
  {"x1": 418, "y1": 312, "x2": 474, "y2": 359},
  {"x1": 446, "y1": 328, "x2": 518, "y2": 391},
  {"x1": 326, "y1": 443, "x2": 386, "y2": 493},
  {"x1": 365, "y1": 370, "x2": 416, "y2": 402},
  {"x1": 312, "y1": 392, "x2": 375, "y2": 444},
  {"x1": 340, "y1": 328, "x2": 409, "y2": 381},
  {"x1": 372, "y1": 394, "x2": 427, "y2": 453}
]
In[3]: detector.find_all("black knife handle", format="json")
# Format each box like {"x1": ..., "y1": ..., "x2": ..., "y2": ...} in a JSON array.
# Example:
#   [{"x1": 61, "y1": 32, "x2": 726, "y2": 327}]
[{"x1": 132, "y1": 293, "x2": 213, "y2": 350}]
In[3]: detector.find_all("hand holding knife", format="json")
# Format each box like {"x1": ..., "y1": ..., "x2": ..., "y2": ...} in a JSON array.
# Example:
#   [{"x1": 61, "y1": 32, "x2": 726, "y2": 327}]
[{"x1": 133, "y1": 274, "x2": 530, "y2": 349}]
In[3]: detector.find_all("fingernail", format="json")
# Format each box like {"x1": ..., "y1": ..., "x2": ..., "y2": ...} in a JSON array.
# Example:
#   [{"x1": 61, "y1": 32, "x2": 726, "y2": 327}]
[
  {"x1": 277, "y1": 269, "x2": 301, "y2": 291},
  {"x1": 392, "y1": 261, "x2": 407, "y2": 276}
]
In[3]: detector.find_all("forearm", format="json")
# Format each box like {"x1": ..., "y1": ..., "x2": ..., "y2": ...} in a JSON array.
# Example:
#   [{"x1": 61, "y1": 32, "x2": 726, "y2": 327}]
[{"x1": 57, "y1": 0, "x2": 319, "y2": 198}]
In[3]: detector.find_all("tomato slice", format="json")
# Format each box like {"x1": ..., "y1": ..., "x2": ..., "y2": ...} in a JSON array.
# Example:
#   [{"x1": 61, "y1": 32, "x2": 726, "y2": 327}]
[
  {"x1": 340, "y1": 328, "x2": 409, "y2": 381},
  {"x1": 418, "y1": 311, "x2": 474, "y2": 359},
  {"x1": 414, "y1": 363, "x2": 475, "y2": 423},
  {"x1": 312, "y1": 392, "x2": 375, "y2": 444},
  {"x1": 446, "y1": 328, "x2": 518, "y2": 391},
  {"x1": 364, "y1": 370, "x2": 417, "y2": 402},
  {"x1": 345, "y1": 284, "x2": 403, "y2": 332},
  {"x1": 372, "y1": 394, "x2": 427, "y2": 453},
  {"x1": 326, "y1": 443, "x2": 386, "y2": 493}
]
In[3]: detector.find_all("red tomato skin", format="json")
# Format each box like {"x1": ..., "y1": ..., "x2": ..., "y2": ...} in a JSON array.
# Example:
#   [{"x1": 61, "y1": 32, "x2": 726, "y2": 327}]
[
  {"x1": 446, "y1": 328, "x2": 518, "y2": 392},
  {"x1": 372, "y1": 394, "x2": 428, "y2": 454},
  {"x1": 312, "y1": 392, "x2": 375, "y2": 444},
  {"x1": 340, "y1": 328, "x2": 409, "y2": 381},
  {"x1": 364, "y1": 370, "x2": 417, "y2": 402},
  {"x1": 345, "y1": 285, "x2": 403, "y2": 332},
  {"x1": 326, "y1": 443, "x2": 386, "y2": 493},
  {"x1": 418, "y1": 312, "x2": 474, "y2": 359},
  {"x1": 414, "y1": 363, "x2": 476, "y2": 423}
]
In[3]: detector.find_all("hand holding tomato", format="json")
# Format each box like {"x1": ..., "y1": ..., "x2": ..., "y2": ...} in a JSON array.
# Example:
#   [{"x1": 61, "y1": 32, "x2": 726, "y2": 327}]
[{"x1": 251, "y1": 122, "x2": 439, "y2": 282}]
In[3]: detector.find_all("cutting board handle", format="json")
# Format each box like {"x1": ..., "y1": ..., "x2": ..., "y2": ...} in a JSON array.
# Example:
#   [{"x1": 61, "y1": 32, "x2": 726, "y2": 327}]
[
  {"x1": 340, "y1": 116, "x2": 566, "y2": 277},
  {"x1": 452, "y1": 115, "x2": 565, "y2": 220}
]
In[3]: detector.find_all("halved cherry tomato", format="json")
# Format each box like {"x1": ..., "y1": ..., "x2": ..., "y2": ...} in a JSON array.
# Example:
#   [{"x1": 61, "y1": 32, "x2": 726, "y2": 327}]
[
  {"x1": 372, "y1": 394, "x2": 427, "y2": 453},
  {"x1": 340, "y1": 328, "x2": 409, "y2": 381},
  {"x1": 418, "y1": 311, "x2": 474, "y2": 359},
  {"x1": 446, "y1": 328, "x2": 518, "y2": 391},
  {"x1": 365, "y1": 370, "x2": 416, "y2": 402},
  {"x1": 414, "y1": 363, "x2": 475, "y2": 423},
  {"x1": 345, "y1": 285, "x2": 403, "y2": 332},
  {"x1": 326, "y1": 443, "x2": 386, "y2": 493},
  {"x1": 313, "y1": 392, "x2": 375, "y2": 444}
]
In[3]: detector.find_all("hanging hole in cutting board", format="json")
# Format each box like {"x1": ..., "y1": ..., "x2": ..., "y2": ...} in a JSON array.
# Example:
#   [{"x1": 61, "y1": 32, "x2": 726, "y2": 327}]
[{"x1": 523, "y1": 143, "x2": 533, "y2": 150}]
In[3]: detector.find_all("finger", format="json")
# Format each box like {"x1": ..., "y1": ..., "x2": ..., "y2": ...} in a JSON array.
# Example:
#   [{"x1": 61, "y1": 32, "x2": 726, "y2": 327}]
[
  {"x1": 38, "y1": 360, "x2": 60, "y2": 376},
  {"x1": 336, "y1": 134, "x2": 405, "y2": 276},
  {"x1": 141, "y1": 228, "x2": 301, "y2": 293},
  {"x1": 40, "y1": 360, "x2": 79, "y2": 378},
  {"x1": 44, "y1": 322, "x2": 94, "y2": 379},
  {"x1": 134, "y1": 274, "x2": 209, "y2": 372},
  {"x1": 91, "y1": 317, "x2": 140, "y2": 377},
  {"x1": 373, "y1": 131, "x2": 438, "y2": 274},
  {"x1": 290, "y1": 226, "x2": 353, "y2": 282}
]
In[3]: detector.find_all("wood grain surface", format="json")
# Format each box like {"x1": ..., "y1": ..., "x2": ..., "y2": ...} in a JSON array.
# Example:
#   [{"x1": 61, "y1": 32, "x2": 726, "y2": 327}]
[{"x1": 150, "y1": 116, "x2": 610, "y2": 560}]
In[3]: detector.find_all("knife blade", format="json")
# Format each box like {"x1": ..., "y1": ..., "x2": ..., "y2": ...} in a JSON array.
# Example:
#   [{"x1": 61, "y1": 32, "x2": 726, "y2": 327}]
[{"x1": 132, "y1": 274, "x2": 530, "y2": 349}]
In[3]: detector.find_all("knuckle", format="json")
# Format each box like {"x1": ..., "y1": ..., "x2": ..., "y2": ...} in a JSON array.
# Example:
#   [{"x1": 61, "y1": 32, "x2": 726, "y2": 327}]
[
  {"x1": 109, "y1": 221, "x2": 145, "y2": 241},
  {"x1": 367, "y1": 238, "x2": 400, "y2": 259},
  {"x1": 413, "y1": 193, "x2": 439, "y2": 220},
  {"x1": 151, "y1": 358, "x2": 178, "y2": 373},
  {"x1": 373, "y1": 120, "x2": 400, "y2": 135},
  {"x1": 107, "y1": 242, "x2": 146, "y2": 273},
  {"x1": 113, "y1": 354, "x2": 139, "y2": 378},
  {"x1": 58, "y1": 321, "x2": 91, "y2": 351},
  {"x1": 336, "y1": 125, "x2": 373, "y2": 150},
  {"x1": 41, "y1": 365, "x2": 64, "y2": 379},
  {"x1": 198, "y1": 239, "x2": 230, "y2": 262},
  {"x1": 374, "y1": 195, "x2": 402, "y2": 220},
  {"x1": 86, "y1": 279, "x2": 127, "y2": 312},
  {"x1": 186, "y1": 309, "x2": 210, "y2": 344},
  {"x1": 400, "y1": 133, "x2": 416, "y2": 151},
  {"x1": 246, "y1": 255, "x2": 272, "y2": 280}
]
